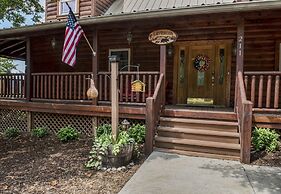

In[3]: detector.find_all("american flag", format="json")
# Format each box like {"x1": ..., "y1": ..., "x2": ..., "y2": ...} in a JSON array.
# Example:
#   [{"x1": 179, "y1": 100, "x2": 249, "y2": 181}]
[{"x1": 62, "y1": 10, "x2": 84, "y2": 66}]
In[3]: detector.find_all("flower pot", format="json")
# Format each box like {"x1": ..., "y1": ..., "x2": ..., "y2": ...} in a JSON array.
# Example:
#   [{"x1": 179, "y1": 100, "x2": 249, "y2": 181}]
[{"x1": 103, "y1": 143, "x2": 134, "y2": 168}]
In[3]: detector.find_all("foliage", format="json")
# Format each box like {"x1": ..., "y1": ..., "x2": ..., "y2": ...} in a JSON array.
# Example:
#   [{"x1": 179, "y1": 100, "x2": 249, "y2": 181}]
[
  {"x1": 57, "y1": 126, "x2": 79, "y2": 142},
  {"x1": 32, "y1": 127, "x2": 48, "y2": 138},
  {"x1": 86, "y1": 125, "x2": 134, "y2": 170},
  {"x1": 128, "y1": 124, "x2": 146, "y2": 144},
  {"x1": 4, "y1": 127, "x2": 19, "y2": 138},
  {"x1": 0, "y1": 58, "x2": 17, "y2": 74},
  {"x1": 252, "y1": 127, "x2": 280, "y2": 152},
  {"x1": 0, "y1": 0, "x2": 44, "y2": 27},
  {"x1": 96, "y1": 124, "x2": 112, "y2": 137}
]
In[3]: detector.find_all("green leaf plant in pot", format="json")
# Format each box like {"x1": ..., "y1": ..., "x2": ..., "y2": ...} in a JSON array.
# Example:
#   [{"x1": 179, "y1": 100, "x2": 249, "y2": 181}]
[{"x1": 86, "y1": 124, "x2": 134, "y2": 170}]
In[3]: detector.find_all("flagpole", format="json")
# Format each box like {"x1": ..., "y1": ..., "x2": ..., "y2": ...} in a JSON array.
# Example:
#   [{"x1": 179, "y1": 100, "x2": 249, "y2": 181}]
[{"x1": 65, "y1": 2, "x2": 96, "y2": 56}]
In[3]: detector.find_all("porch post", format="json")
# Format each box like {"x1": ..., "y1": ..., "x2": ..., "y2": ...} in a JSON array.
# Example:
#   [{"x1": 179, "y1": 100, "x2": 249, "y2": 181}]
[
  {"x1": 160, "y1": 45, "x2": 166, "y2": 104},
  {"x1": 92, "y1": 29, "x2": 98, "y2": 105},
  {"x1": 109, "y1": 56, "x2": 119, "y2": 141},
  {"x1": 235, "y1": 18, "x2": 245, "y2": 109},
  {"x1": 25, "y1": 37, "x2": 31, "y2": 101}
]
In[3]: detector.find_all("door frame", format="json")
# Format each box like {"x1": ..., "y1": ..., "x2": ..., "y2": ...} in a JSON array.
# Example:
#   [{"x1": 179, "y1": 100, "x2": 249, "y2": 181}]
[{"x1": 173, "y1": 40, "x2": 233, "y2": 107}]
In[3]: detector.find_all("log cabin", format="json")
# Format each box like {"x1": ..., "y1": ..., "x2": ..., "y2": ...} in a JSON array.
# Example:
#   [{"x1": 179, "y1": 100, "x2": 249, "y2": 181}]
[{"x1": 0, "y1": 0, "x2": 281, "y2": 164}]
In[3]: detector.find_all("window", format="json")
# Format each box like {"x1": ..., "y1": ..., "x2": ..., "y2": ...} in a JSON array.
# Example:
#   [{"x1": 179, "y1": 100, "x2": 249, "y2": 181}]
[
  {"x1": 109, "y1": 49, "x2": 131, "y2": 71},
  {"x1": 59, "y1": 0, "x2": 78, "y2": 15}
]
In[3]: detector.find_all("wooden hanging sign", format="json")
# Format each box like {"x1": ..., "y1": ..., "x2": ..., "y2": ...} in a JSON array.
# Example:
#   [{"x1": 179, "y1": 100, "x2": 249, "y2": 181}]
[
  {"x1": 131, "y1": 80, "x2": 146, "y2": 92},
  {"x1": 148, "y1": 29, "x2": 178, "y2": 45}
]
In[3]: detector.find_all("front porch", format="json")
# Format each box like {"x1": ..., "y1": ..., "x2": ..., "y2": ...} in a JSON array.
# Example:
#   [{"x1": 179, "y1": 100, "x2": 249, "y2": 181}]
[{"x1": 1, "y1": 7, "x2": 281, "y2": 164}]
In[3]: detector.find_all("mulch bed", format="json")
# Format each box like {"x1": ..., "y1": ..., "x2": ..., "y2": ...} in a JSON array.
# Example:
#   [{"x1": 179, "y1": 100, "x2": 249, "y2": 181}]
[
  {"x1": 0, "y1": 134, "x2": 143, "y2": 194},
  {"x1": 251, "y1": 145, "x2": 281, "y2": 167}
]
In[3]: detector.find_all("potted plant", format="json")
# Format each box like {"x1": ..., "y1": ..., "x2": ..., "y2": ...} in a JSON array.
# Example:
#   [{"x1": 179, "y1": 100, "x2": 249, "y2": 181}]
[{"x1": 86, "y1": 124, "x2": 134, "y2": 169}]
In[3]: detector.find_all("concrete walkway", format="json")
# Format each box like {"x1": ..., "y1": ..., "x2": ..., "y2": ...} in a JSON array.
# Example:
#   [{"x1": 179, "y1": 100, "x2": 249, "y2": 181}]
[{"x1": 119, "y1": 151, "x2": 281, "y2": 194}]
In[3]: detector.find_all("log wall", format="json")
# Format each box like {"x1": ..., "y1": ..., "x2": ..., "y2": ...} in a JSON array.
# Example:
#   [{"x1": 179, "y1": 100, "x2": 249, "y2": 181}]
[
  {"x1": 33, "y1": 9, "x2": 281, "y2": 106},
  {"x1": 45, "y1": 0, "x2": 115, "y2": 22}
]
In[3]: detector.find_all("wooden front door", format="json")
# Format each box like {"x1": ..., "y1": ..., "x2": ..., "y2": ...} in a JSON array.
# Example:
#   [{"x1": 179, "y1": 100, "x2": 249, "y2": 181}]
[{"x1": 174, "y1": 40, "x2": 232, "y2": 107}]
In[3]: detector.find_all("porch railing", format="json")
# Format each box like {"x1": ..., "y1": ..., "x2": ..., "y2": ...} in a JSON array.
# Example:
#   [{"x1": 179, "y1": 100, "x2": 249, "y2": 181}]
[
  {"x1": 32, "y1": 72, "x2": 92, "y2": 102},
  {"x1": 0, "y1": 74, "x2": 25, "y2": 99},
  {"x1": 98, "y1": 71, "x2": 160, "y2": 104},
  {"x1": 237, "y1": 71, "x2": 253, "y2": 164},
  {"x1": 31, "y1": 71, "x2": 160, "y2": 104},
  {"x1": 145, "y1": 73, "x2": 165, "y2": 154},
  {"x1": 244, "y1": 71, "x2": 280, "y2": 110}
]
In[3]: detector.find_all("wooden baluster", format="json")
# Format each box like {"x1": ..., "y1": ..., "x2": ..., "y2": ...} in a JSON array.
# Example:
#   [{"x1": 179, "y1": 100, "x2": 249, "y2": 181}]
[
  {"x1": 99, "y1": 74, "x2": 102, "y2": 101},
  {"x1": 56, "y1": 75, "x2": 60, "y2": 99},
  {"x1": 120, "y1": 74, "x2": 123, "y2": 102},
  {"x1": 131, "y1": 74, "x2": 134, "y2": 102},
  {"x1": 250, "y1": 75, "x2": 256, "y2": 106},
  {"x1": 274, "y1": 75, "x2": 280, "y2": 109},
  {"x1": 40, "y1": 75, "x2": 43, "y2": 98},
  {"x1": 154, "y1": 74, "x2": 158, "y2": 90},
  {"x1": 104, "y1": 74, "x2": 108, "y2": 101},
  {"x1": 36, "y1": 76, "x2": 39, "y2": 98},
  {"x1": 52, "y1": 75, "x2": 55, "y2": 99},
  {"x1": 142, "y1": 74, "x2": 146, "y2": 103},
  {"x1": 13, "y1": 75, "x2": 17, "y2": 98},
  {"x1": 60, "y1": 75, "x2": 64, "y2": 99},
  {"x1": 44, "y1": 75, "x2": 47, "y2": 99},
  {"x1": 258, "y1": 75, "x2": 263, "y2": 108},
  {"x1": 148, "y1": 75, "x2": 152, "y2": 97},
  {"x1": 125, "y1": 74, "x2": 129, "y2": 102},
  {"x1": 78, "y1": 75, "x2": 81, "y2": 100},
  {"x1": 32, "y1": 75, "x2": 35, "y2": 99},
  {"x1": 65, "y1": 75, "x2": 68, "y2": 100},
  {"x1": 69, "y1": 75, "x2": 72, "y2": 100},
  {"x1": 74, "y1": 75, "x2": 77, "y2": 100},
  {"x1": 266, "y1": 75, "x2": 272, "y2": 108},
  {"x1": 83, "y1": 75, "x2": 86, "y2": 100},
  {"x1": 136, "y1": 74, "x2": 140, "y2": 102},
  {"x1": 48, "y1": 75, "x2": 51, "y2": 99},
  {"x1": 244, "y1": 75, "x2": 248, "y2": 91}
]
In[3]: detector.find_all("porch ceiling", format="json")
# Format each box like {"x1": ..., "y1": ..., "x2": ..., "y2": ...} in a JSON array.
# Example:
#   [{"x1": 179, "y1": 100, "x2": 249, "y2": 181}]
[{"x1": 0, "y1": 39, "x2": 26, "y2": 60}]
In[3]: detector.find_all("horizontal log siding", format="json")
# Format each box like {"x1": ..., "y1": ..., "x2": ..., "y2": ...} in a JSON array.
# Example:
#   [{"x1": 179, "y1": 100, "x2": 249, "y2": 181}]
[
  {"x1": 98, "y1": 15, "x2": 238, "y2": 105},
  {"x1": 45, "y1": 0, "x2": 115, "y2": 21},
  {"x1": 33, "y1": 10, "x2": 281, "y2": 106},
  {"x1": 31, "y1": 32, "x2": 93, "y2": 73}
]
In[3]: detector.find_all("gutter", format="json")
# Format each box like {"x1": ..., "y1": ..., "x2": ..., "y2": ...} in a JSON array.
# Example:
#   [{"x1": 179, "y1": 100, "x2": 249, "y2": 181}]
[{"x1": 1, "y1": 0, "x2": 281, "y2": 38}]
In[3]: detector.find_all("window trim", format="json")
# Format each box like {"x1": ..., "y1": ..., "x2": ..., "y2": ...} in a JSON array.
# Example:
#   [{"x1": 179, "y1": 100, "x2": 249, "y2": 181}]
[
  {"x1": 109, "y1": 48, "x2": 131, "y2": 71},
  {"x1": 58, "y1": 0, "x2": 79, "y2": 16}
]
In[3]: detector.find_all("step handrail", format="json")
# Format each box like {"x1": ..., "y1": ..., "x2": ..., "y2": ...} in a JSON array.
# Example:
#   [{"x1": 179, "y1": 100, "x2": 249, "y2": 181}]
[
  {"x1": 145, "y1": 73, "x2": 165, "y2": 155},
  {"x1": 236, "y1": 71, "x2": 253, "y2": 164}
]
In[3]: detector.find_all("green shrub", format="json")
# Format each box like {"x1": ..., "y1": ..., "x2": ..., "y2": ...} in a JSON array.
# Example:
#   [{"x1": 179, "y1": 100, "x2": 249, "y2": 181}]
[
  {"x1": 252, "y1": 127, "x2": 280, "y2": 152},
  {"x1": 96, "y1": 124, "x2": 112, "y2": 137},
  {"x1": 4, "y1": 128, "x2": 19, "y2": 138},
  {"x1": 32, "y1": 127, "x2": 48, "y2": 138},
  {"x1": 57, "y1": 126, "x2": 79, "y2": 142},
  {"x1": 128, "y1": 124, "x2": 146, "y2": 144}
]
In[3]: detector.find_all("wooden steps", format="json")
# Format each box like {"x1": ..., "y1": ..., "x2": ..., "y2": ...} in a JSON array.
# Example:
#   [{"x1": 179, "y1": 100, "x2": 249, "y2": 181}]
[{"x1": 155, "y1": 109, "x2": 240, "y2": 161}]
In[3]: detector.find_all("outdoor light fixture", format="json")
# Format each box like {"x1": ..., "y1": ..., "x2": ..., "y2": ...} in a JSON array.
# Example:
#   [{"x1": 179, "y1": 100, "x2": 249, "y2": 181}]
[
  {"x1": 168, "y1": 44, "x2": 173, "y2": 57},
  {"x1": 51, "y1": 37, "x2": 56, "y2": 49},
  {"x1": 127, "y1": 32, "x2": 133, "y2": 45},
  {"x1": 121, "y1": 119, "x2": 130, "y2": 131}
]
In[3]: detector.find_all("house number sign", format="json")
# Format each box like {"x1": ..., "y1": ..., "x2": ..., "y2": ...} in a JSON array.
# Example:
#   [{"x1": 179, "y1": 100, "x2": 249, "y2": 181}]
[{"x1": 149, "y1": 29, "x2": 178, "y2": 45}]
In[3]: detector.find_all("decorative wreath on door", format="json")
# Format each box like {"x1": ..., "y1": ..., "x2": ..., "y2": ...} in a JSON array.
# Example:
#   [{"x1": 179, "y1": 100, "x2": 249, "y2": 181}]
[{"x1": 193, "y1": 55, "x2": 210, "y2": 72}]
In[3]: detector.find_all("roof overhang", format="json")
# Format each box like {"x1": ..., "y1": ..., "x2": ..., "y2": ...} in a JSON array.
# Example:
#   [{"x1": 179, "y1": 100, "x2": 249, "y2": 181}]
[{"x1": 1, "y1": 0, "x2": 281, "y2": 38}]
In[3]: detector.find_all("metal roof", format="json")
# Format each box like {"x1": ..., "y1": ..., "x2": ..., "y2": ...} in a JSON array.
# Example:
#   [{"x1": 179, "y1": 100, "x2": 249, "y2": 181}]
[
  {"x1": 1, "y1": 0, "x2": 281, "y2": 39},
  {"x1": 106, "y1": 0, "x2": 256, "y2": 15}
]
